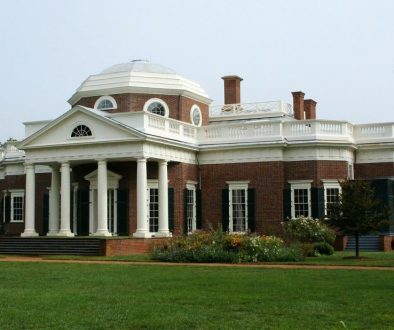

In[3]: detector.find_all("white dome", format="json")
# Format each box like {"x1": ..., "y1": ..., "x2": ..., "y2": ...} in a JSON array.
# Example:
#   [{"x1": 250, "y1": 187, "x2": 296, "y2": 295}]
[
  {"x1": 101, "y1": 60, "x2": 176, "y2": 75},
  {"x1": 69, "y1": 60, "x2": 211, "y2": 105}
]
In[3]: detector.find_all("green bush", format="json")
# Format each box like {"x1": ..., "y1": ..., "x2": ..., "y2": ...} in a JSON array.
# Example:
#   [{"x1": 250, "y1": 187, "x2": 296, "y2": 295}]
[
  {"x1": 151, "y1": 229, "x2": 304, "y2": 263},
  {"x1": 282, "y1": 216, "x2": 336, "y2": 245},
  {"x1": 314, "y1": 242, "x2": 334, "y2": 255}
]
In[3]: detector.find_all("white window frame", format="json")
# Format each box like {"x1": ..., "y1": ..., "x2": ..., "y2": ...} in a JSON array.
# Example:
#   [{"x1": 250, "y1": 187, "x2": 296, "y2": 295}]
[
  {"x1": 143, "y1": 98, "x2": 169, "y2": 117},
  {"x1": 147, "y1": 180, "x2": 159, "y2": 234},
  {"x1": 347, "y1": 163, "x2": 354, "y2": 180},
  {"x1": 289, "y1": 180, "x2": 312, "y2": 218},
  {"x1": 322, "y1": 180, "x2": 341, "y2": 214},
  {"x1": 186, "y1": 183, "x2": 197, "y2": 234},
  {"x1": 94, "y1": 96, "x2": 117, "y2": 110},
  {"x1": 190, "y1": 105, "x2": 202, "y2": 127},
  {"x1": 10, "y1": 189, "x2": 24, "y2": 223},
  {"x1": 227, "y1": 181, "x2": 249, "y2": 233}
]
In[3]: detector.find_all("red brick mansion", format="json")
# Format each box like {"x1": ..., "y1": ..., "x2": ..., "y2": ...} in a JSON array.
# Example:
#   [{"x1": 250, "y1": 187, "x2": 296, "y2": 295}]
[{"x1": 0, "y1": 60, "x2": 393, "y2": 245}]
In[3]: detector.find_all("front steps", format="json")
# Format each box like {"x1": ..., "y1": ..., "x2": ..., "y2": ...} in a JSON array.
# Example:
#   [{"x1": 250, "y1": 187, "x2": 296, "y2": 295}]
[
  {"x1": 0, "y1": 237, "x2": 166, "y2": 256},
  {"x1": 345, "y1": 235, "x2": 380, "y2": 252},
  {"x1": 0, "y1": 238, "x2": 103, "y2": 256}
]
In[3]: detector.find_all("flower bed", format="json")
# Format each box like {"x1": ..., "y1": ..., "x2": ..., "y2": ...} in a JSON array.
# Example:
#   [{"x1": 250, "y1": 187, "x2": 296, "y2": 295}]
[{"x1": 151, "y1": 229, "x2": 303, "y2": 263}]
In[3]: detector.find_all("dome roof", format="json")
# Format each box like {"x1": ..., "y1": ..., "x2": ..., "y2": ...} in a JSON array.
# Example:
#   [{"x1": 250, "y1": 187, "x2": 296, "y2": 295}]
[
  {"x1": 68, "y1": 59, "x2": 211, "y2": 105},
  {"x1": 101, "y1": 60, "x2": 176, "y2": 75}
]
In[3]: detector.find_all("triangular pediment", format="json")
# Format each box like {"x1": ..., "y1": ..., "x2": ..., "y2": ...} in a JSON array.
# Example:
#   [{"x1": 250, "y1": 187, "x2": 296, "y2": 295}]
[{"x1": 19, "y1": 106, "x2": 145, "y2": 149}]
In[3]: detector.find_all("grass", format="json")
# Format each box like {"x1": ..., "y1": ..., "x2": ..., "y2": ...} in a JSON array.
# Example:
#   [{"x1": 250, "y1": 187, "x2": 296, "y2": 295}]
[
  {"x1": 39, "y1": 251, "x2": 394, "y2": 267},
  {"x1": 0, "y1": 262, "x2": 393, "y2": 329}
]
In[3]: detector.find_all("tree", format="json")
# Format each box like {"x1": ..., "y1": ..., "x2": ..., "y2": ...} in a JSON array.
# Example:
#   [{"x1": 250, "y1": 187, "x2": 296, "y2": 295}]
[{"x1": 326, "y1": 180, "x2": 388, "y2": 257}]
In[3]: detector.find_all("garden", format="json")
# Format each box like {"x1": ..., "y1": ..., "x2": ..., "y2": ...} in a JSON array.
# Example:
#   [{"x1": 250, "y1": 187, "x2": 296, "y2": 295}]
[{"x1": 151, "y1": 217, "x2": 336, "y2": 263}]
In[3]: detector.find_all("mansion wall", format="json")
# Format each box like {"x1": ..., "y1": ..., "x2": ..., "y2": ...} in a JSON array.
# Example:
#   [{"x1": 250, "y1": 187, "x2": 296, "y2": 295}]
[{"x1": 75, "y1": 93, "x2": 210, "y2": 125}]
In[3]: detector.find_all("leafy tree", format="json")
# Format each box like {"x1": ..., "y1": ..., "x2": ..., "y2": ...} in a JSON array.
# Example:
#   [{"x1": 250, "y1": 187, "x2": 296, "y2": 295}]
[{"x1": 326, "y1": 180, "x2": 388, "y2": 257}]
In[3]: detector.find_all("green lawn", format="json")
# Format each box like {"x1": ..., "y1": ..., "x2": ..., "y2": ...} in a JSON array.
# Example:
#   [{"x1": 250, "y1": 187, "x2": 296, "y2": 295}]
[
  {"x1": 0, "y1": 262, "x2": 393, "y2": 329},
  {"x1": 41, "y1": 251, "x2": 394, "y2": 267}
]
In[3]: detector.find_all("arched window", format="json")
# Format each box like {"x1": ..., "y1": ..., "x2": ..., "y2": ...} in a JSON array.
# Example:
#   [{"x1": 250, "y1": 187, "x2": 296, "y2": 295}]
[
  {"x1": 94, "y1": 96, "x2": 117, "y2": 110},
  {"x1": 143, "y1": 98, "x2": 169, "y2": 117},
  {"x1": 71, "y1": 125, "x2": 92, "y2": 137}
]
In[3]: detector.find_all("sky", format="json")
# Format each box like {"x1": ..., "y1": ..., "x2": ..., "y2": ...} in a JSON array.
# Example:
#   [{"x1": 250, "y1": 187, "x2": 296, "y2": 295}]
[{"x1": 0, "y1": 0, "x2": 393, "y2": 142}]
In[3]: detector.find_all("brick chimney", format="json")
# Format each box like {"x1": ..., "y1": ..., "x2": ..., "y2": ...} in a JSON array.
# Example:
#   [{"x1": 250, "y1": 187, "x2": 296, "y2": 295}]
[
  {"x1": 291, "y1": 91, "x2": 305, "y2": 120},
  {"x1": 304, "y1": 99, "x2": 317, "y2": 120},
  {"x1": 222, "y1": 75, "x2": 243, "y2": 104}
]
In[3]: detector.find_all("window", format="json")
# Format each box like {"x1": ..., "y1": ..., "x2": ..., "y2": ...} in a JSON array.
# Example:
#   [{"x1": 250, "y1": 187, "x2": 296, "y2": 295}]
[
  {"x1": 94, "y1": 96, "x2": 117, "y2": 110},
  {"x1": 322, "y1": 180, "x2": 341, "y2": 215},
  {"x1": 71, "y1": 125, "x2": 92, "y2": 137},
  {"x1": 228, "y1": 182, "x2": 249, "y2": 233},
  {"x1": 147, "y1": 181, "x2": 159, "y2": 233},
  {"x1": 289, "y1": 181, "x2": 312, "y2": 218},
  {"x1": 143, "y1": 98, "x2": 169, "y2": 117},
  {"x1": 186, "y1": 184, "x2": 196, "y2": 234},
  {"x1": 347, "y1": 163, "x2": 354, "y2": 180},
  {"x1": 190, "y1": 105, "x2": 202, "y2": 126},
  {"x1": 11, "y1": 191, "x2": 24, "y2": 222}
]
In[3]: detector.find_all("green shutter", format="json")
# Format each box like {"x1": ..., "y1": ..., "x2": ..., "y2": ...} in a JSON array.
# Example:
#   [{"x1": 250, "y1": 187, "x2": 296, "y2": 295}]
[
  {"x1": 77, "y1": 190, "x2": 90, "y2": 236},
  {"x1": 247, "y1": 189, "x2": 256, "y2": 232},
  {"x1": 311, "y1": 187, "x2": 325, "y2": 219},
  {"x1": 283, "y1": 188, "x2": 292, "y2": 219},
  {"x1": 5, "y1": 196, "x2": 10, "y2": 223},
  {"x1": 196, "y1": 189, "x2": 202, "y2": 230},
  {"x1": 117, "y1": 189, "x2": 129, "y2": 236},
  {"x1": 222, "y1": 189, "x2": 229, "y2": 232},
  {"x1": 43, "y1": 193, "x2": 49, "y2": 234},
  {"x1": 183, "y1": 189, "x2": 188, "y2": 235},
  {"x1": 168, "y1": 188, "x2": 174, "y2": 232}
]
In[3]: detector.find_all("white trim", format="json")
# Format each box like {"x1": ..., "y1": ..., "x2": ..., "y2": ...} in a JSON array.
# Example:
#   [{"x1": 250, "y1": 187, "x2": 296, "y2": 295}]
[
  {"x1": 190, "y1": 104, "x2": 202, "y2": 127},
  {"x1": 147, "y1": 180, "x2": 159, "y2": 235},
  {"x1": 94, "y1": 95, "x2": 118, "y2": 110},
  {"x1": 143, "y1": 98, "x2": 169, "y2": 117},
  {"x1": 289, "y1": 181, "x2": 311, "y2": 218}
]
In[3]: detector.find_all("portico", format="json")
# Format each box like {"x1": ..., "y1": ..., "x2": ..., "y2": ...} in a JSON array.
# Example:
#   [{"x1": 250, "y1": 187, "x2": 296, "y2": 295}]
[{"x1": 20, "y1": 157, "x2": 172, "y2": 238}]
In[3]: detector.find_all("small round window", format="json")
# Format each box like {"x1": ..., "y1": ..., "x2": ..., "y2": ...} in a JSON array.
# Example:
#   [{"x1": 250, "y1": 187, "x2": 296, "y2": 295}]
[
  {"x1": 71, "y1": 125, "x2": 92, "y2": 137},
  {"x1": 191, "y1": 106, "x2": 202, "y2": 126}
]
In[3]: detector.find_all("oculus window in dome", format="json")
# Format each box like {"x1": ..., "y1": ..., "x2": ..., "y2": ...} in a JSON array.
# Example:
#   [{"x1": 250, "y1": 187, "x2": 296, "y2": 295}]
[
  {"x1": 94, "y1": 96, "x2": 117, "y2": 110},
  {"x1": 191, "y1": 105, "x2": 202, "y2": 127},
  {"x1": 71, "y1": 125, "x2": 92, "y2": 138},
  {"x1": 143, "y1": 98, "x2": 169, "y2": 117}
]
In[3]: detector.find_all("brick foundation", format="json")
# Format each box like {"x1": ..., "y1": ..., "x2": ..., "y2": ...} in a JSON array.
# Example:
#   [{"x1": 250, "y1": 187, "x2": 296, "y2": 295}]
[{"x1": 103, "y1": 238, "x2": 167, "y2": 256}]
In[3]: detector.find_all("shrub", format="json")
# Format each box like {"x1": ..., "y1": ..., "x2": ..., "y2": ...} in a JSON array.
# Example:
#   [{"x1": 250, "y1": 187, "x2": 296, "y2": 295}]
[
  {"x1": 151, "y1": 229, "x2": 304, "y2": 263},
  {"x1": 282, "y1": 216, "x2": 336, "y2": 245},
  {"x1": 314, "y1": 242, "x2": 334, "y2": 255}
]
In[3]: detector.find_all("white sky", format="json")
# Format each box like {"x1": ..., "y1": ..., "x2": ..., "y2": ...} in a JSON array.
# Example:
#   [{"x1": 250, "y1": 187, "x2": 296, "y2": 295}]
[{"x1": 0, "y1": 0, "x2": 393, "y2": 142}]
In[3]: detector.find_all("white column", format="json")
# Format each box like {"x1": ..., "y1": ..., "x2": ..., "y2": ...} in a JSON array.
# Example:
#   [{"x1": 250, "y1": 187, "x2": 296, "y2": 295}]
[
  {"x1": 157, "y1": 160, "x2": 170, "y2": 237},
  {"x1": 133, "y1": 158, "x2": 149, "y2": 237},
  {"x1": 47, "y1": 165, "x2": 60, "y2": 236},
  {"x1": 93, "y1": 160, "x2": 111, "y2": 236},
  {"x1": 58, "y1": 162, "x2": 74, "y2": 237},
  {"x1": 21, "y1": 163, "x2": 38, "y2": 237}
]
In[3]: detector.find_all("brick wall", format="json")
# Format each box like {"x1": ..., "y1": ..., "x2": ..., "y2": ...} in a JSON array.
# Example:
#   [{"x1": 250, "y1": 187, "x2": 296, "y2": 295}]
[
  {"x1": 199, "y1": 162, "x2": 285, "y2": 234},
  {"x1": 76, "y1": 93, "x2": 209, "y2": 125},
  {"x1": 0, "y1": 172, "x2": 50, "y2": 235},
  {"x1": 355, "y1": 163, "x2": 394, "y2": 179},
  {"x1": 285, "y1": 160, "x2": 348, "y2": 186}
]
